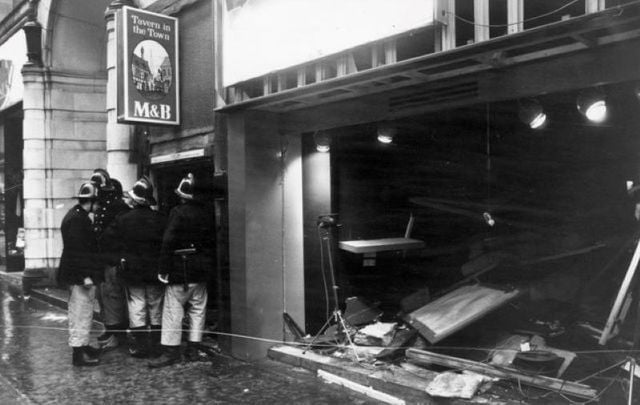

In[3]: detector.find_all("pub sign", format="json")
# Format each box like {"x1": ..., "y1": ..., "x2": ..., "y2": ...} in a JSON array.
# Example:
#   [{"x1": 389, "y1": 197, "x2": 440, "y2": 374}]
[{"x1": 117, "y1": 6, "x2": 180, "y2": 125}]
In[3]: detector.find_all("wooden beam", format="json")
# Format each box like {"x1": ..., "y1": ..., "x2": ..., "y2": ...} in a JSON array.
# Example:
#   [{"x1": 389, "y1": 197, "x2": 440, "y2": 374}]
[
  {"x1": 213, "y1": 0, "x2": 226, "y2": 107},
  {"x1": 507, "y1": 0, "x2": 523, "y2": 35},
  {"x1": 442, "y1": 0, "x2": 456, "y2": 51},
  {"x1": 404, "y1": 285, "x2": 520, "y2": 343},
  {"x1": 219, "y1": 6, "x2": 640, "y2": 113},
  {"x1": 297, "y1": 68, "x2": 306, "y2": 87},
  {"x1": 315, "y1": 62, "x2": 327, "y2": 82},
  {"x1": 347, "y1": 53, "x2": 357, "y2": 74},
  {"x1": 571, "y1": 32, "x2": 598, "y2": 48},
  {"x1": 406, "y1": 349, "x2": 598, "y2": 399},
  {"x1": 384, "y1": 40, "x2": 397, "y2": 65},
  {"x1": 318, "y1": 370, "x2": 406, "y2": 405},
  {"x1": 474, "y1": 0, "x2": 490, "y2": 43},
  {"x1": 263, "y1": 75, "x2": 272, "y2": 96},
  {"x1": 337, "y1": 55, "x2": 348, "y2": 77},
  {"x1": 277, "y1": 73, "x2": 286, "y2": 92},
  {"x1": 475, "y1": 51, "x2": 507, "y2": 68},
  {"x1": 372, "y1": 43, "x2": 384, "y2": 68},
  {"x1": 600, "y1": 238, "x2": 640, "y2": 345},
  {"x1": 586, "y1": 0, "x2": 606, "y2": 14}
]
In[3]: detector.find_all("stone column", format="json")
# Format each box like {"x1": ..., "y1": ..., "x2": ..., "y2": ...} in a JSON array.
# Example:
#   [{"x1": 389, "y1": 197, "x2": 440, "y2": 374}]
[
  {"x1": 105, "y1": 0, "x2": 137, "y2": 190},
  {"x1": 22, "y1": 68, "x2": 108, "y2": 288}
]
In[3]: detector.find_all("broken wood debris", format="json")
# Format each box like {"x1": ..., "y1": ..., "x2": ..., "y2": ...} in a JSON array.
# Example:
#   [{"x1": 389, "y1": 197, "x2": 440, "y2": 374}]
[
  {"x1": 404, "y1": 284, "x2": 521, "y2": 343},
  {"x1": 318, "y1": 369, "x2": 407, "y2": 405},
  {"x1": 405, "y1": 348, "x2": 597, "y2": 400}
]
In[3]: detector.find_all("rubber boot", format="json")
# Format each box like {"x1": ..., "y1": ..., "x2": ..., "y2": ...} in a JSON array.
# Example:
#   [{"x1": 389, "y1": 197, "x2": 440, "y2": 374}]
[
  {"x1": 184, "y1": 341, "x2": 198, "y2": 362},
  {"x1": 128, "y1": 326, "x2": 149, "y2": 358},
  {"x1": 148, "y1": 345, "x2": 181, "y2": 369},
  {"x1": 148, "y1": 325, "x2": 162, "y2": 358},
  {"x1": 72, "y1": 346, "x2": 100, "y2": 367}
]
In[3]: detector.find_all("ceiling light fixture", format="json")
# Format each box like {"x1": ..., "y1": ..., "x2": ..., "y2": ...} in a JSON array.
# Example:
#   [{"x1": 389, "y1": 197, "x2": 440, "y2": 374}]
[
  {"x1": 518, "y1": 98, "x2": 547, "y2": 129},
  {"x1": 314, "y1": 131, "x2": 331, "y2": 153},
  {"x1": 577, "y1": 88, "x2": 607, "y2": 123},
  {"x1": 377, "y1": 122, "x2": 397, "y2": 144}
]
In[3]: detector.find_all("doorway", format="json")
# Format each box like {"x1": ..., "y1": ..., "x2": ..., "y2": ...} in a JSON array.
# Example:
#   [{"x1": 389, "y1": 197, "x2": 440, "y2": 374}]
[{"x1": 151, "y1": 158, "x2": 229, "y2": 333}]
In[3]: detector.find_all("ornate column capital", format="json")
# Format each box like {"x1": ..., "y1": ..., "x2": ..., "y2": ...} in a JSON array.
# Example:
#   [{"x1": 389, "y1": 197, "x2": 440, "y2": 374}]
[{"x1": 106, "y1": 0, "x2": 135, "y2": 19}]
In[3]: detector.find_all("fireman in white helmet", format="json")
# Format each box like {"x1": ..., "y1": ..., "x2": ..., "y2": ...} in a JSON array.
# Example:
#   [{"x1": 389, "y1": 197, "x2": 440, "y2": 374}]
[{"x1": 149, "y1": 173, "x2": 215, "y2": 368}]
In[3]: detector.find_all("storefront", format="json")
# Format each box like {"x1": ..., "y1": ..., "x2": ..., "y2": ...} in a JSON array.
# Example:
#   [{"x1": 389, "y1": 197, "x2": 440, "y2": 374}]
[
  {"x1": 217, "y1": 0, "x2": 640, "y2": 360},
  {"x1": 117, "y1": 0, "x2": 228, "y2": 329},
  {"x1": 0, "y1": 25, "x2": 27, "y2": 272}
]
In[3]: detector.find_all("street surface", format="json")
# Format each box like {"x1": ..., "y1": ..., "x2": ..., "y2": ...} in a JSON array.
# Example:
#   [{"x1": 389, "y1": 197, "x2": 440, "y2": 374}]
[{"x1": 0, "y1": 279, "x2": 378, "y2": 404}]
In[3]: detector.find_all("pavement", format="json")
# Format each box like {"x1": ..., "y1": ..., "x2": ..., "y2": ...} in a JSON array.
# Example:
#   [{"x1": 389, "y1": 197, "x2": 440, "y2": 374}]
[{"x1": 0, "y1": 269, "x2": 381, "y2": 404}]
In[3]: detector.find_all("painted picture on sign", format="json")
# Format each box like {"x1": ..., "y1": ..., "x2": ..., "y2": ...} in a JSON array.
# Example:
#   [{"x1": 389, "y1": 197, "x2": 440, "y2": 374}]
[
  {"x1": 118, "y1": 6, "x2": 179, "y2": 125},
  {"x1": 132, "y1": 40, "x2": 172, "y2": 100}
]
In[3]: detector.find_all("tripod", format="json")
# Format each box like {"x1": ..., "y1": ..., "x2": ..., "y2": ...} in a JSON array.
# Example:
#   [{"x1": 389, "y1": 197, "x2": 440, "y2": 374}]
[{"x1": 304, "y1": 215, "x2": 360, "y2": 361}]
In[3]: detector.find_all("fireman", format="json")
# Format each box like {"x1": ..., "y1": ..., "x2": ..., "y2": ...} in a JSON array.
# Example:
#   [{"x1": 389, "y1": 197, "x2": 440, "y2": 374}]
[
  {"x1": 101, "y1": 176, "x2": 167, "y2": 358},
  {"x1": 149, "y1": 173, "x2": 215, "y2": 368},
  {"x1": 57, "y1": 182, "x2": 104, "y2": 366},
  {"x1": 90, "y1": 168, "x2": 130, "y2": 350}
]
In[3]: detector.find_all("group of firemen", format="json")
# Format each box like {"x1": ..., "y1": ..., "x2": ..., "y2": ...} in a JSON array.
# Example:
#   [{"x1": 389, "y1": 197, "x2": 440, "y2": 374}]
[{"x1": 56, "y1": 169, "x2": 215, "y2": 368}]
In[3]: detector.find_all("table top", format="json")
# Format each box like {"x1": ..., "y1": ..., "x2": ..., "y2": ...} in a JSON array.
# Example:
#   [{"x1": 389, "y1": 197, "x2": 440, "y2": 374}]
[{"x1": 339, "y1": 237, "x2": 425, "y2": 254}]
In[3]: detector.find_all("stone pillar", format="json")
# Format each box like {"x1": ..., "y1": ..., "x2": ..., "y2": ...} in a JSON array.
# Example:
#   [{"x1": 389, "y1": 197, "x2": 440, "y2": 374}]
[
  {"x1": 105, "y1": 0, "x2": 137, "y2": 190},
  {"x1": 227, "y1": 111, "x2": 305, "y2": 360},
  {"x1": 22, "y1": 67, "x2": 107, "y2": 287}
]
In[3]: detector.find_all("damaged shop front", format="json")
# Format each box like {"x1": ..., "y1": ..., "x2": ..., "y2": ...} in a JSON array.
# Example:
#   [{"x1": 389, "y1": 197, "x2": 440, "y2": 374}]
[{"x1": 218, "y1": 0, "x2": 640, "y2": 402}]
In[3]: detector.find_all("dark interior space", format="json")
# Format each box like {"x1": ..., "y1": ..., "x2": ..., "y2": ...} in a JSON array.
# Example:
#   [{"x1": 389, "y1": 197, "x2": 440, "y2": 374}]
[
  {"x1": 3, "y1": 104, "x2": 23, "y2": 272},
  {"x1": 153, "y1": 159, "x2": 227, "y2": 330},
  {"x1": 329, "y1": 82, "x2": 640, "y2": 327}
]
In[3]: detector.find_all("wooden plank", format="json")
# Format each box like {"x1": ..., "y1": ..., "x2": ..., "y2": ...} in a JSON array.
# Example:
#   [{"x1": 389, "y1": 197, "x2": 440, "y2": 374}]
[
  {"x1": 404, "y1": 284, "x2": 520, "y2": 343},
  {"x1": 474, "y1": 0, "x2": 489, "y2": 43},
  {"x1": 339, "y1": 237, "x2": 425, "y2": 254},
  {"x1": 585, "y1": 0, "x2": 605, "y2": 14},
  {"x1": 337, "y1": 55, "x2": 348, "y2": 77},
  {"x1": 318, "y1": 370, "x2": 406, "y2": 405},
  {"x1": 263, "y1": 75, "x2": 272, "y2": 95},
  {"x1": 372, "y1": 43, "x2": 384, "y2": 68},
  {"x1": 507, "y1": 0, "x2": 523, "y2": 35},
  {"x1": 600, "y1": 238, "x2": 640, "y2": 345},
  {"x1": 376, "y1": 329, "x2": 417, "y2": 360},
  {"x1": 268, "y1": 345, "x2": 437, "y2": 403},
  {"x1": 406, "y1": 348, "x2": 598, "y2": 399},
  {"x1": 277, "y1": 73, "x2": 286, "y2": 92},
  {"x1": 384, "y1": 40, "x2": 397, "y2": 65},
  {"x1": 296, "y1": 68, "x2": 306, "y2": 87}
]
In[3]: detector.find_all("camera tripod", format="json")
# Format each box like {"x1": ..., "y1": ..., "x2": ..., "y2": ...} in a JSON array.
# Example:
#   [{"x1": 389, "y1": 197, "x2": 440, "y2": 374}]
[{"x1": 304, "y1": 215, "x2": 360, "y2": 361}]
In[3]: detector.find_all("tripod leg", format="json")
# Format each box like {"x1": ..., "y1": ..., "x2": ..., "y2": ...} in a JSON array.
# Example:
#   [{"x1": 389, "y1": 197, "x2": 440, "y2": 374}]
[
  {"x1": 336, "y1": 311, "x2": 360, "y2": 362},
  {"x1": 302, "y1": 315, "x2": 334, "y2": 354}
]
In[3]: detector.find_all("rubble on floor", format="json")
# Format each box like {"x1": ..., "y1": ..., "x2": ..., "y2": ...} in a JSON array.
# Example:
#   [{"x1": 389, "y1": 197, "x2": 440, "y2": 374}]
[{"x1": 276, "y1": 280, "x2": 640, "y2": 403}]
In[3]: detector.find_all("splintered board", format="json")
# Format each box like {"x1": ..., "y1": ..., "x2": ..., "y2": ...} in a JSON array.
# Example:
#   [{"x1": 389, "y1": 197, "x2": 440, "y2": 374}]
[{"x1": 404, "y1": 284, "x2": 520, "y2": 343}]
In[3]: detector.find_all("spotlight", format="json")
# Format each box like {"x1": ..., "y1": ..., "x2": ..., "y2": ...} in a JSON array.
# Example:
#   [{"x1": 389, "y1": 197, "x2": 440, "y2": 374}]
[
  {"x1": 313, "y1": 131, "x2": 331, "y2": 153},
  {"x1": 377, "y1": 122, "x2": 397, "y2": 144},
  {"x1": 577, "y1": 88, "x2": 607, "y2": 123},
  {"x1": 518, "y1": 98, "x2": 547, "y2": 129},
  {"x1": 482, "y1": 212, "x2": 495, "y2": 227}
]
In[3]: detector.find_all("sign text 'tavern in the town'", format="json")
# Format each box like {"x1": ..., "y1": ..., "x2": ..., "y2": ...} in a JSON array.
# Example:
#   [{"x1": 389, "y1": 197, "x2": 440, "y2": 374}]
[{"x1": 117, "y1": 6, "x2": 180, "y2": 125}]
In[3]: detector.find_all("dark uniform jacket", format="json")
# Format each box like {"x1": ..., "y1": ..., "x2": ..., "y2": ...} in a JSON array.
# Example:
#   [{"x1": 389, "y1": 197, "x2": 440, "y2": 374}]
[
  {"x1": 101, "y1": 206, "x2": 167, "y2": 285},
  {"x1": 160, "y1": 200, "x2": 215, "y2": 285},
  {"x1": 57, "y1": 204, "x2": 104, "y2": 286},
  {"x1": 93, "y1": 193, "x2": 130, "y2": 236}
]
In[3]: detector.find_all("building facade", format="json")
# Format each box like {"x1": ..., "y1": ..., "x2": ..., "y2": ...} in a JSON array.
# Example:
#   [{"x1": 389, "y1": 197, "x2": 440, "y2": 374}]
[
  {"x1": 216, "y1": 0, "x2": 640, "y2": 360},
  {"x1": 1, "y1": 0, "x2": 640, "y2": 363}
]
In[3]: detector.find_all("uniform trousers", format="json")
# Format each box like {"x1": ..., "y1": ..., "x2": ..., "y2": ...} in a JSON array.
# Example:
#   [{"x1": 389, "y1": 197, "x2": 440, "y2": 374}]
[
  {"x1": 98, "y1": 265, "x2": 127, "y2": 327},
  {"x1": 161, "y1": 283, "x2": 208, "y2": 346},
  {"x1": 68, "y1": 285, "x2": 97, "y2": 347},
  {"x1": 126, "y1": 284, "x2": 164, "y2": 328}
]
